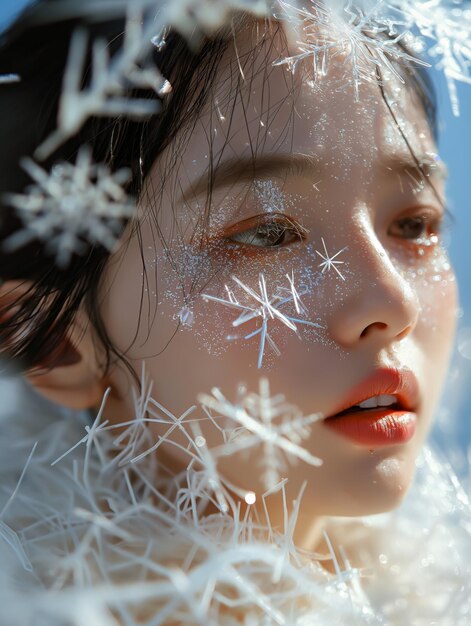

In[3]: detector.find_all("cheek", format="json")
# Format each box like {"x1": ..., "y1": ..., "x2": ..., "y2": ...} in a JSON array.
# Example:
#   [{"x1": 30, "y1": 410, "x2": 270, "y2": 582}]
[
  {"x1": 400, "y1": 244, "x2": 458, "y2": 343},
  {"x1": 394, "y1": 244, "x2": 457, "y2": 437}
]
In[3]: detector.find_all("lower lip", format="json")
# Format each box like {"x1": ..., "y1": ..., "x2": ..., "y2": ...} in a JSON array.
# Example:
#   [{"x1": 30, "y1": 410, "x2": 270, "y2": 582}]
[{"x1": 323, "y1": 409, "x2": 417, "y2": 447}]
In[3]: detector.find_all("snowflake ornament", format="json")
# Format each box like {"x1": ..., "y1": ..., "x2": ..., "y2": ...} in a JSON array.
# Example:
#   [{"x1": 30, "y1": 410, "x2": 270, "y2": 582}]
[
  {"x1": 398, "y1": 0, "x2": 471, "y2": 116},
  {"x1": 3, "y1": 146, "x2": 135, "y2": 268},
  {"x1": 275, "y1": 0, "x2": 429, "y2": 100},
  {"x1": 275, "y1": 0, "x2": 471, "y2": 115},
  {"x1": 202, "y1": 273, "x2": 323, "y2": 368},
  {"x1": 167, "y1": 0, "x2": 270, "y2": 38},
  {"x1": 198, "y1": 378, "x2": 323, "y2": 491},
  {"x1": 316, "y1": 237, "x2": 348, "y2": 280}
]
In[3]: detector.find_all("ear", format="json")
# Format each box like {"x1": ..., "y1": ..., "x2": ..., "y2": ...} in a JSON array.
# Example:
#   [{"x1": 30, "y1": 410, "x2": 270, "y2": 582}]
[
  {"x1": 0, "y1": 280, "x2": 106, "y2": 410},
  {"x1": 27, "y1": 313, "x2": 107, "y2": 410}
]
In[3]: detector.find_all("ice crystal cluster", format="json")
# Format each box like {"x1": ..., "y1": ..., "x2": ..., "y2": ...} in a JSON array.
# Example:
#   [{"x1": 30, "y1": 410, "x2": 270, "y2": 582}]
[
  {"x1": 36, "y1": 0, "x2": 471, "y2": 156},
  {"x1": 276, "y1": 0, "x2": 471, "y2": 115},
  {"x1": 0, "y1": 374, "x2": 469, "y2": 625}
]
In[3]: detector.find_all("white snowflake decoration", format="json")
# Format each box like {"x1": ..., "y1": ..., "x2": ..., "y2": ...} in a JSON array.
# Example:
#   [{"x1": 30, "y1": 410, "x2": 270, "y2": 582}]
[
  {"x1": 3, "y1": 146, "x2": 135, "y2": 267},
  {"x1": 35, "y1": 0, "x2": 270, "y2": 159},
  {"x1": 399, "y1": 0, "x2": 471, "y2": 115},
  {"x1": 199, "y1": 378, "x2": 324, "y2": 490},
  {"x1": 11, "y1": 0, "x2": 470, "y2": 163},
  {"x1": 202, "y1": 273, "x2": 323, "y2": 368},
  {"x1": 275, "y1": 0, "x2": 429, "y2": 100},
  {"x1": 275, "y1": 0, "x2": 471, "y2": 114},
  {"x1": 1, "y1": 364, "x2": 469, "y2": 624},
  {"x1": 167, "y1": 0, "x2": 270, "y2": 38},
  {"x1": 316, "y1": 237, "x2": 348, "y2": 280},
  {"x1": 36, "y1": 3, "x2": 168, "y2": 159}
]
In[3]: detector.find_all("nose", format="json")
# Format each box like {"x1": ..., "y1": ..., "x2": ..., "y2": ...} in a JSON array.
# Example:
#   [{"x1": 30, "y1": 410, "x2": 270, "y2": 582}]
[{"x1": 327, "y1": 238, "x2": 420, "y2": 348}]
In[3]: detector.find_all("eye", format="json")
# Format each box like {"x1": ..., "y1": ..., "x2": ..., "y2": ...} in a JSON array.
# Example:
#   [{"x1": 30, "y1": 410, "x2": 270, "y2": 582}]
[
  {"x1": 388, "y1": 212, "x2": 443, "y2": 244},
  {"x1": 226, "y1": 214, "x2": 308, "y2": 249}
]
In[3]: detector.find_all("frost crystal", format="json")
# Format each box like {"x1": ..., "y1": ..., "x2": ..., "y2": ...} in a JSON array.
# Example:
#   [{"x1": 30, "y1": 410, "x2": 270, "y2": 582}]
[
  {"x1": 36, "y1": 3, "x2": 167, "y2": 159},
  {"x1": 276, "y1": 0, "x2": 471, "y2": 115},
  {"x1": 275, "y1": 0, "x2": 429, "y2": 100},
  {"x1": 202, "y1": 273, "x2": 323, "y2": 368},
  {"x1": 35, "y1": 0, "x2": 270, "y2": 158},
  {"x1": 13, "y1": 0, "x2": 471, "y2": 160},
  {"x1": 399, "y1": 0, "x2": 471, "y2": 116},
  {"x1": 316, "y1": 237, "x2": 348, "y2": 280},
  {"x1": 198, "y1": 378, "x2": 324, "y2": 490},
  {"x1": 4, "y1": 146, "x2": 135, "y2": 267},
  {"x1": 167, "y1": 0, "x2": 270, "y2": 38}
]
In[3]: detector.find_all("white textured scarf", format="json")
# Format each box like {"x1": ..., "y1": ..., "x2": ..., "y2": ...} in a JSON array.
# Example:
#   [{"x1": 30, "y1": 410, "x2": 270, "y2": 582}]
[{"x1": 0, "y1": 376, "x2": 469, "y2": 626}]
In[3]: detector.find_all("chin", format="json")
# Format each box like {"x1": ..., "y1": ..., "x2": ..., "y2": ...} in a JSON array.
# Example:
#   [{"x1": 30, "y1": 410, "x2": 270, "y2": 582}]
[
  {"x1": 344, "y1": 454, "x2": 416, "y2": 516},
  {"x1": 303, "y1": 452, "x2": 417, "y2": 518}
]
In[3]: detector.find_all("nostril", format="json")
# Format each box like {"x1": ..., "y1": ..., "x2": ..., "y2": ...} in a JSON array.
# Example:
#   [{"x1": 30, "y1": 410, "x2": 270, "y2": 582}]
[
  {"x1": 396, "y1": 325, "x2": 413, "y2": 341},
  {"x1": 360, "y1": 322, "x2": 387, "y2": 338}
]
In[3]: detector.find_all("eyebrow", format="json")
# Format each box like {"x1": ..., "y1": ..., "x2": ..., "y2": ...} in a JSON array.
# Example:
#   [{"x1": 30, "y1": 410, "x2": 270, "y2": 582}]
[
  {"x1": 180, "y1": 150, "x2": 448, "y2": 201},
  {"x1": 384, "y1": 152, "x2": 448, "y2": 181},
  {"x1": 180, "y1": 153, "x2": 320, "y2": 201}
]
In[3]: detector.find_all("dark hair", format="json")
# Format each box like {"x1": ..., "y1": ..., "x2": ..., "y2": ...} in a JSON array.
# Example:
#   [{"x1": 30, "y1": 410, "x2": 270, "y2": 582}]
[{"x1": 0, "y1": 3, "x2": 438, "y2": 376}]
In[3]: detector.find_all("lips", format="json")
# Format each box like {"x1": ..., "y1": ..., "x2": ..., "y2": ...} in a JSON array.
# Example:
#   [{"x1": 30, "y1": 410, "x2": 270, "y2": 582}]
[
  {"x1": 323, "y1": 368, "x2": 420, "y2": 447},
  {"x1": 325, "y1": 367, "x2": 420, "y2": 420}
]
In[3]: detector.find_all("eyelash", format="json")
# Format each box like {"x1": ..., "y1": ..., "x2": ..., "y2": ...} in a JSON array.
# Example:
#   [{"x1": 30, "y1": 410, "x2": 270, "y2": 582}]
[
  {"x1": 224, "y1": 209, "x2": 443, "y2": 252},
  {"x1": 388, "y1": 211, "x2": 444, "y2": 245},
  {"x1": 226, "y1": 214, "x2": 308, "y2": 249}
]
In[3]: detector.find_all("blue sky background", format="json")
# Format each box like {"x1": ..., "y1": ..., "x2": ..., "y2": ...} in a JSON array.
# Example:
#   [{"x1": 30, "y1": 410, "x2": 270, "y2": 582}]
[{"x1": 0, "y1": 1, "x2": 470, "y2": 467}]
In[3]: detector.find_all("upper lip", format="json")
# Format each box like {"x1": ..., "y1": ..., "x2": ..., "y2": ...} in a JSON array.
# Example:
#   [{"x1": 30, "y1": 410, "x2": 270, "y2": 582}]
[{"x1": 325, "y1": 367, "x2": 421, "y2": 419}]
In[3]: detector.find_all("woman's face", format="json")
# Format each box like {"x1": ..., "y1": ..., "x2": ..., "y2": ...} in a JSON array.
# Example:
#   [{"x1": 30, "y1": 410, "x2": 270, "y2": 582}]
[{"x1": 99, "y1": 25, "x2": 457, "y2": 524}]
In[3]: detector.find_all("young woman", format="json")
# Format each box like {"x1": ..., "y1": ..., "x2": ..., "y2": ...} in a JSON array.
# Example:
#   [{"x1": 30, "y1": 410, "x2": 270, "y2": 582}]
[{"x1": 0, "y1": 1, "x2": 469, "y2": 624}]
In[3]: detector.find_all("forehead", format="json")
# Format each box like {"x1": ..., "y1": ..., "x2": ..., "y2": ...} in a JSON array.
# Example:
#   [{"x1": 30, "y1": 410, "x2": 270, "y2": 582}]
[{"x1": 160, "y1": 21, "x2": 438, "y2": 192}]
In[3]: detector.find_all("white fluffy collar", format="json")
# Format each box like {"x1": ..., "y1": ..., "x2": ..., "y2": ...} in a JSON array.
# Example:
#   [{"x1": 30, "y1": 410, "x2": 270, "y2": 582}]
[{"x1": 0, "y1": 377, "x2": 470, "y2": 626}]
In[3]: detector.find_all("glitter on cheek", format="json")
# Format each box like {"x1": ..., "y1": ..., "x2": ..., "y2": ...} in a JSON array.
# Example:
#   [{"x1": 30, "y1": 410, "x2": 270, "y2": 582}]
[
  {"x1": 201, "y1": 271, "x2": 325, "y2": 369},
  {"x1": 139, "y1": 175, "x2": 361, "y2": 366},
  {"x1": 390, "y1": 241, "x2": 456, "y2": 331}
]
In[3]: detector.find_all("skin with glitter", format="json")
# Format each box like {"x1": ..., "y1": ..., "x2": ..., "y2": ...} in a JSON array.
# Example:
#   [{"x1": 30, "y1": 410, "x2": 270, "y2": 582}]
[{"x1": 28, "y1": 22, "x2": 457, "y2": 559}]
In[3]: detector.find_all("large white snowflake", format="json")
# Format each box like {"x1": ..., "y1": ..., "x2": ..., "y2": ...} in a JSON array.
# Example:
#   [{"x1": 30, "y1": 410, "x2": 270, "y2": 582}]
[
  {"x1": 275, "y1": 0, "x2": 429, "y2": 100},
  {"x1": 202, "y1": 273, "x2": 323, "y2": 368},
  {"x1": 198, "y1": 378, "x2": 324, "y2": 491},
  {"x1": 31, "y1": 0, "x2": 471, "y2": 159},
  {"x1": 276, "y1": 0, "x2": 471, "y2": 114},
  {"x1": 400, "y1": 0, "x2": 471, "y2": 115},
  {"x1": 4, "y1": 146, "x2": 135, "y2": 267}
]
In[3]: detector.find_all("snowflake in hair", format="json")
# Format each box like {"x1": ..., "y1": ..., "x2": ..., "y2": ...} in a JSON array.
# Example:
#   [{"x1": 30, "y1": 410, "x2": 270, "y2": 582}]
[
  {"x1": 399, "y1": 0, "x2": 471, "y2": 116},
  {"x1": 276, "y1": 0, "x2": 471, "y2": 115},
  {"x1": 202, "y1": 273, "x2": 323, "y2": 368},
  {"x1": 35, "y1": 3, "x2": 168, "y2": 159},
  {"x1": 198, "y1": 378, "x2": 323, "y2": 491},
  {"x1": 4, "y1": 146, "x2": 135, "y2": 268},
  {"x1": 275, "y1": 0, "x2": 427, "y2": 100},
  {"x1": 167, "y1": 0, "x2": 270, "y2": 38}
]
